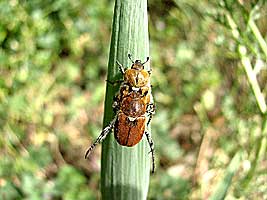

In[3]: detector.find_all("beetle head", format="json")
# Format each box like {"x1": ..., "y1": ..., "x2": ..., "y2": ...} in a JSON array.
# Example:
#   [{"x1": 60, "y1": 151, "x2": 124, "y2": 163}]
[{"x1": 131, "y1": 60, "x2": 144, "y2": 70}]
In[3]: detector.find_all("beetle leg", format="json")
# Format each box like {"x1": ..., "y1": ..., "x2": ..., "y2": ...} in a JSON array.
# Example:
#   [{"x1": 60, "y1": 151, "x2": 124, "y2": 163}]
[
  {"x1": 141, "y1": 90, "x2": 148, "y2": 98},
  {"x1": 145, "y1": 131, "x2": 155, "y2": 173},
  {"x1": 146, "y1": 103, "x2": 155, "y2": 127},
  {"x1": 85, "y1": 118, "x2": 116, "y2": 159},
  {"x1": 128, "y1": 53, "x2": 134, "y2": 63},
  {"x1": 106, "y1": 79, "x2": 123, "y2": 86},
  {"x1": 112, "y1": 95, "x2": 120, "y2": 112},
  {"x1": 112, "y1": 101, "x2": 119, "y2": 113},
  {"x1": 116, "y1": 60, "x2": 125, "y2": 75},
  {"x1": 147, "y1": 114, "x2": 152, "y2": 127},
  {"x1": 147, "y1": 103, "x2": 155, "y2": 112}
]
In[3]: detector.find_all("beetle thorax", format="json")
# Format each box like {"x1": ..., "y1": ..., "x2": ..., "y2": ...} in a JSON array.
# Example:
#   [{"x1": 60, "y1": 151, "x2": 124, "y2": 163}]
[{"x1": 124, "y1": 69, "x2": 149, "y2": 87}]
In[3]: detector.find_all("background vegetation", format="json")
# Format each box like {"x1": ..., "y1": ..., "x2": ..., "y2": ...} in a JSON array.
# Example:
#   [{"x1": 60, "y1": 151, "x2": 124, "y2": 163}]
[{"x1": 0, "y1": 0, "x2": 266, "y2": 199}]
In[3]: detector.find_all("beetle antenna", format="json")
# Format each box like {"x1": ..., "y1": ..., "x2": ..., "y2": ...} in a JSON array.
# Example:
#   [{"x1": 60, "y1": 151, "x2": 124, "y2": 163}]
[
  {"x1": 128, "y1": 54, "x2": 134, "y2": 63},
  {"x1": 142, "y1": 57, "x2": 149, "y2": 65}
]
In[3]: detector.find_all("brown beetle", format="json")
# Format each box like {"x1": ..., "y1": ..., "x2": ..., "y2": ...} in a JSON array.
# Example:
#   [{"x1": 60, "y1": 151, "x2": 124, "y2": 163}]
[{"x1": 85, "y1": 55, "x2": 155, "y2": 173}]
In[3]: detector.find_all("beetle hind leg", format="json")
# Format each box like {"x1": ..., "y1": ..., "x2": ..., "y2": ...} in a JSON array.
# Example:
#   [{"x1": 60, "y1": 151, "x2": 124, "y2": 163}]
[
  {"x1": 85, "y1": 118, "x2": 116, "y2": 159},
  {"x1": 145, "y1": 131, "x2": 155, "y2": 173},
  {"x1": 146, "y1": 103, "x2": 155, "y2": 127}
]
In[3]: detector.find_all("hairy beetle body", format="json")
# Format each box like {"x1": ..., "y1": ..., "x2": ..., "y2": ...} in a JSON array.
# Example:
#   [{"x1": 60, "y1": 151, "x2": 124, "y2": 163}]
[{"x1": 85, "y1": 54, "x2": 156, "y2": 173}]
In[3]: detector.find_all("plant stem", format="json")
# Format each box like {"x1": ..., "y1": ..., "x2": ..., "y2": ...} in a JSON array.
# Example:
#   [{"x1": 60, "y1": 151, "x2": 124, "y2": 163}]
[
  {"x1": 209, "y1": 151, "x2": 242, "y2": 200},
  {"x1": 238, "y1": 45, "x2": 267, "y2": 113},
  {"x1": 226, "y1": 13, "x2": 267, "y2": 114},
  {"x1": 248, "y1": 19, "x2": 267, "y2": 59},
  {"x1": 101, "y1": 0, "x2": 151, "y2": 199},
  {"x1": 223, "y1": 6, "x2": 267, "y2": 196}
]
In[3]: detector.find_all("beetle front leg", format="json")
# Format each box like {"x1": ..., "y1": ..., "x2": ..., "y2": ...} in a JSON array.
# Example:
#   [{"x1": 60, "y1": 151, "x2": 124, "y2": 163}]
[
  {"x1": 128, "y1": 53, "x2": 134, "y2": 63},
  {"x1": 116, "y1": 60, "x2": 125, "y2": 75},
  {"x1": 145, "y1": 131, "x2": 155, "y2": 173},
  {"x1": 106, "y1": 79, "x2": 123, "y2": 86},
  {"x1": 85, "y1": 118, "x2": 116, "y2": 159}
]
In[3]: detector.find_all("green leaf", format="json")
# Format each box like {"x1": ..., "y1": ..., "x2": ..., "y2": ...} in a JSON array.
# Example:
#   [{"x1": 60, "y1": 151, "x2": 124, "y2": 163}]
[{"x1": 101, "y1": 0, "x2": 151, "y2": 199}]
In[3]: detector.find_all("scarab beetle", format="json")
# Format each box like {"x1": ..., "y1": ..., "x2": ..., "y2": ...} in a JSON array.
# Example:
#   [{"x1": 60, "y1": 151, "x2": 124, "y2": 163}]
[{"x1": 85, "y1": 55, "x2": 155, "y2": 173}]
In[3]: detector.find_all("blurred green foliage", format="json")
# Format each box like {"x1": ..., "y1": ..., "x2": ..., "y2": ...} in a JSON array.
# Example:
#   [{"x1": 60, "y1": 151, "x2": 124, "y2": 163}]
[{"x1": 0, "y1": 0, "x2": 267, "y2": 199}]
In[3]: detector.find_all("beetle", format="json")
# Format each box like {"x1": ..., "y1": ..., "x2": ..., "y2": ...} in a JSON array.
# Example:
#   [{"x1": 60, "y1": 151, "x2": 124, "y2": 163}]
[{"x1": 85, "y1": 55, "x2": 155, "y2": 173}]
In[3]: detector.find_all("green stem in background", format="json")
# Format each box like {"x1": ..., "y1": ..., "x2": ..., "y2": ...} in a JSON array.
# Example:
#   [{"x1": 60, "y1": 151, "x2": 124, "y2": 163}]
[
  {"x1": 235, "y1": 135, "x2": 266, "y2": 196},
  {"x1": 248, "y1": 19, "x2": 267, "y2": 59},
  {"x1": 235, "y1": 115, "x2": 267, "y2": 196},
  {"x1": 101, "y1": 0, "x2": 151, "y2": 200},
  {"x1": 225, "y1": 13, "x2": 267, "y2": 114},
  {"x1": 209, "y1": 151, "x2": 242, "y2": 200},
  {"x1": 223, "y1": 7, "x2": 267, "y2": 196},
  {"x1": 238, "y1": 45, "x2": 267, "y2": 113}
]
